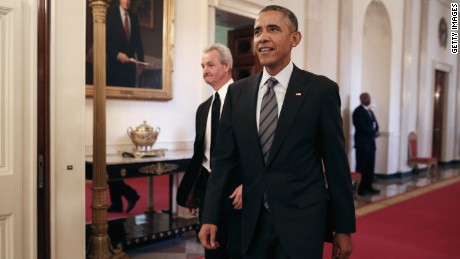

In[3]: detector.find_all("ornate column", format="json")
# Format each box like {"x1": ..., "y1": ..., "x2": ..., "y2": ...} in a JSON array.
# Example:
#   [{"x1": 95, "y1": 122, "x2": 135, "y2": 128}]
[{"x1": 86, "y1": 0, "x2": 128, "y2": 258}]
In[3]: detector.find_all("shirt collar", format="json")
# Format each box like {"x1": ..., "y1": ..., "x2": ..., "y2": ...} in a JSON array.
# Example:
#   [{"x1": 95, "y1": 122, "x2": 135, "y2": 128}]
[
  {"x1": 362, "y1": 104, "x2": 370, "y2": 110},
  {"x1": 119, "y1": 6, "x2": 128, "y2": 17},
  {"x1": 260, "y1": 62, "x2": 294, "y2": 90},
  {"x1": 214, "y1": 78, "x2": 233, "y2": 102}
]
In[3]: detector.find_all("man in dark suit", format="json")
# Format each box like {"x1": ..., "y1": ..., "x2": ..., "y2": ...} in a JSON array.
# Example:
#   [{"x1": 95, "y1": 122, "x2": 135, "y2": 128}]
[
  {"x1": 106, "y1": 0, "x2": 144, "y2": 87},
  {"x1": 198, "y1": 5, "x2": 356, "y2": 259},
  {"x1": 177, "y1": 43, "x2": 242, "y2": 259},
  {"x1": 352, "y1": 92, "x2": 381, "y2": 196}
]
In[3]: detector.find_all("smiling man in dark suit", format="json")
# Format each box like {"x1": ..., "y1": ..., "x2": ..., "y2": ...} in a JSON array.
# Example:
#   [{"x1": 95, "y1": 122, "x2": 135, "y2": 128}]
[
  {"x1": 198, "y1": 5, "x2": 356, "y2": 259},
  {"x1": 177, "y1": 43, "x2": 242, "y2": 259}
]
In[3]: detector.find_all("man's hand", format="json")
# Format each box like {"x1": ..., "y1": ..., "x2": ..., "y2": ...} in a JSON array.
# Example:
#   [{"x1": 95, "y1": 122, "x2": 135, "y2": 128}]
[
  {"x1": 198, "y1": 224, "x2": 220, "y2": 250},
  {"x1": 187, "y1": 207, "x2": 198, "y2": 216},
  {"x1": 229, "y1": 184, "x2": 243, "y2": 210},
  {"x1": 117, "y1": 52, "x2": 130, "y2": 63},
  {"x1": 332, "y1": 233, "x2": 352, "y2": 259}
]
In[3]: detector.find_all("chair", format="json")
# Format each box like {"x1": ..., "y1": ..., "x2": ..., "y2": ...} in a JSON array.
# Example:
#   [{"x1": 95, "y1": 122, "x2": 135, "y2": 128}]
[
  {"x1": 350, "y1": 172, "x2": 362, "y2": 199},
  {"x1": 408, "y1": 132, "x2": 438, "y2": 175},
  {"x1": 322, "y1": 169, "x2": 361, "y2": 199}
]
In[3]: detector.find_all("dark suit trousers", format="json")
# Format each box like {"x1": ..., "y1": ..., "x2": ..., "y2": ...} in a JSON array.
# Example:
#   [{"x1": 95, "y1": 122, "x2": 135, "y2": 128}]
[
  {"x1": 244, "y1": 200, "x2": 327, "y2": 259},
  {"x1": 107, "y1": 62, "x2": 137, "y2": 87},
  {"x1": 198, "y1": 167, "x2": 242, "y2": 259},
  {"x1": 108, "y1": 180, "x2": 138, "y2": 209},
  {"x1": 356, "y1": 147, "x2": 376, "y2": 191}
]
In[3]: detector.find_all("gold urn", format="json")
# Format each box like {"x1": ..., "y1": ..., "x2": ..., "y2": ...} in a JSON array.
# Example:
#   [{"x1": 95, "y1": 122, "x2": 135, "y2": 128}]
[{"x1": 127, "y1": 121, "x2": 161, "y2": 151}]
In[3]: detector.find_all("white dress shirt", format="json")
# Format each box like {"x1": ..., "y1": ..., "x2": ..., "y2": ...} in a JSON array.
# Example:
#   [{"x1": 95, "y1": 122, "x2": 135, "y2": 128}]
[
  {"x1": 119, "y1": 6, "x2": 130, "y2": 30},
  {"x1": 202, "y1": 79, "x2": 234, "y2": 172},
  {"x1": 256, "y1": 62, "x2": 294, "y2": 131}
]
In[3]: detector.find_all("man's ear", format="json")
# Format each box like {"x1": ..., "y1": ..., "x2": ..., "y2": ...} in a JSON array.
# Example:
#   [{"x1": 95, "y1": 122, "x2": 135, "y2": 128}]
[
  {"x1": 224, "y1": 62, "x2": 231, "y2": 73},
  {"x1": 291, "y1": 31, "x2": 302, "y2": 47}
]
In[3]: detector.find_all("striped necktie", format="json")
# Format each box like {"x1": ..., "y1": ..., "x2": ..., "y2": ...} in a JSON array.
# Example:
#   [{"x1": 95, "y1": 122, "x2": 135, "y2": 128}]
[{"x1": 259, "y1": 77, "x2": 278, "y2": 163}]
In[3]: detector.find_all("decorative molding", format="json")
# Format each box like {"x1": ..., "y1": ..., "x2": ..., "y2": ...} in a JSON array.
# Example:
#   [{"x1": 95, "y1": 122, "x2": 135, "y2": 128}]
[
  {"x1": 0, "y1": 7, "x2": 13, "y2": 174},
  {"x1": 432, "y1": 60, "x2": 453, "y2": 72},
  {"x1": 0, "y1": 214, "x2": 13, "y2": 259},
  {"x1": 209, "y1": 0, "x2": 266, "y2": 19}
]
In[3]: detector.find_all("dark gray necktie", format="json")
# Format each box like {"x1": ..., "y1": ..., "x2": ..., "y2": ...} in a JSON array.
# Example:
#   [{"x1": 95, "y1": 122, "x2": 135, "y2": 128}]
[{"x1": 259, "y1": 77, "x2": 278, "y2": 163}]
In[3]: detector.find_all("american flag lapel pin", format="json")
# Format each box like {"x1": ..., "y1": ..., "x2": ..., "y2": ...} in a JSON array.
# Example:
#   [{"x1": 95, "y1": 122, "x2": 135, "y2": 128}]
[{"x1": 296, "y1": 92, "x2": 302, "y2": 96}]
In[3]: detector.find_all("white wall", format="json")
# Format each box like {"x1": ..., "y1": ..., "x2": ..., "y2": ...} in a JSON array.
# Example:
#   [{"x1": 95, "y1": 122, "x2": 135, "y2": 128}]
[
  {"x1": 304, "y1": 0, "x2": 339, "y2": 80},
  {"x1": 51, "y1": 0, "x2": 86, "y2": 258},
  {"x1": 399, "y1": 0, "x2": 423, "y2": 173}
]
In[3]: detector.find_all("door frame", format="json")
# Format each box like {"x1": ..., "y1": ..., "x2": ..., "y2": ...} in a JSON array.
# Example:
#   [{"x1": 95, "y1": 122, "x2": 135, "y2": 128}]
[{"x1": 37, "y1": 0, "x2": 51, "y2": 258}]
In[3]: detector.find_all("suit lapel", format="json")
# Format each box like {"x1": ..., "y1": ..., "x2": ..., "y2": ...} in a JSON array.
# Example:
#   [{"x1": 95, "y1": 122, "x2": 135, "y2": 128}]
[
  {"x1": 247, "y1": 72, "x2": 263, "y2": 142},
  {"x1": 266, "y1": 66, "x2": 311, "y2": 167},
  {"x1": 237, "y1": 72, "x2": 266, "y2": 167},
  {"x1": 197, "y1": 97, "x2": 212, "y2": 148}
]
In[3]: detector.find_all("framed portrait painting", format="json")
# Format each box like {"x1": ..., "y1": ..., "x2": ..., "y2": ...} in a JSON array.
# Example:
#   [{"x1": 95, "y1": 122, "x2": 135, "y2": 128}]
[
  {"x1": 85, "y1": 0, "x2": 174, "y2": 100},
  {"x1": 137, "y1": 0, "x2": 154, "y2": 29}
]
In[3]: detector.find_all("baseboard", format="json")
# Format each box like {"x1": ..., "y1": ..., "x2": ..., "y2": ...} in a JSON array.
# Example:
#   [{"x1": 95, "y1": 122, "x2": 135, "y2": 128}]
[{"x1": 375, "y1": 160, "x2": 460, "y2": 180}]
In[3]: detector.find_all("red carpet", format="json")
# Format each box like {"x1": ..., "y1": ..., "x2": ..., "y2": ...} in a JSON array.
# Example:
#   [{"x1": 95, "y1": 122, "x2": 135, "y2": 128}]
[
  {"x1": 323, "y1": 178, "x2": 460, "y2": 258},
  {"x1": 87, "y1": 176, "x2": 460, "y2": 258},
  {"x1": 86, "y1": 176, "x2": 170, "y2": 223}
]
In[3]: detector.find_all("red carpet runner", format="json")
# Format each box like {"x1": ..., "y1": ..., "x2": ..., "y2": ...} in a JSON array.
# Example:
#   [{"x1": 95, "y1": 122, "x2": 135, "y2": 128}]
[
  {"x1": 87, "y1": 175, "x2": 460, "y2": 258},
  {"x1": 324, "y1": 177, "x2": 460, "y2": 258},
  {"x1": 86, "y1": 176, "x2": 169, "y2": 223}
]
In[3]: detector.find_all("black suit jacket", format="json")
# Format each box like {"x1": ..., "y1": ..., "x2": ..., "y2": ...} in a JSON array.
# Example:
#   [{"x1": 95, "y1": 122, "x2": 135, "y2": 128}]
[
  {"x1": 106, "y1": 6, "x2": 144, "y2": 87},
  {"x1": 177, "y1": 96, "x2": 241, "y2": 209},
  {"x1": 352, "y1": 105, "x2": 379, "y2": 151},
  {"x1": 202, "y1": 66, "x2": 356, "y2": 256}
]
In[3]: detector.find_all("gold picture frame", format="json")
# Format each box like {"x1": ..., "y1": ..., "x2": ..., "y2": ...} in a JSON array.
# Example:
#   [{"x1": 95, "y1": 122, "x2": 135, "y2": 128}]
[{"x1": 85, "y1": 0, "x2": 174, "y2": 100}]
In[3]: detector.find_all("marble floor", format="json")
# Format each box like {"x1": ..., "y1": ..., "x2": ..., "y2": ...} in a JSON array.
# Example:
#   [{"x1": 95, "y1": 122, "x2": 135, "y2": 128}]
[{"x1": 124, "y1": 164, "x2": 460, "y2": 259}]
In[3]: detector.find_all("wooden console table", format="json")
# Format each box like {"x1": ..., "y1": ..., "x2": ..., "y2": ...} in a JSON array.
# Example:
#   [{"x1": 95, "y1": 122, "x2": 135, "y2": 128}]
[{"x1": 85, "y1": 149, "x2": 199, "y2": 249}]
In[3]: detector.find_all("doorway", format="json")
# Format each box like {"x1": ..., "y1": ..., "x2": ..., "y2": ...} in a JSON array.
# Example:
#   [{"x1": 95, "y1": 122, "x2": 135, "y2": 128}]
[
  {"x1": 215, "y1": 9, "x2": 259, "y2": 79},
  {"x1": 432, "y1": 70, "x2": 447, "y2": 160}
]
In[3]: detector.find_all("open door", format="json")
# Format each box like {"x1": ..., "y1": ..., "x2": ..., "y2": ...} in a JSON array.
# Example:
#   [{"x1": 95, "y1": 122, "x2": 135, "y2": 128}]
[
  {"x1": 228, "y1": 26, "x2": 262, "y2": 80},
  {"x1": 432, "y1": 70, "x2": 447, "y2": 160},
  {"x1": 0, "y1": 0, "x2": 36, "y2": 258}
]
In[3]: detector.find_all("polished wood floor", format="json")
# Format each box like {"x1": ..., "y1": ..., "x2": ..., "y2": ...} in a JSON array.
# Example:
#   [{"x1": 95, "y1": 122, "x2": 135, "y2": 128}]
[{"x1": 123, "y1": 164, "x2": 460, "y2": 259}]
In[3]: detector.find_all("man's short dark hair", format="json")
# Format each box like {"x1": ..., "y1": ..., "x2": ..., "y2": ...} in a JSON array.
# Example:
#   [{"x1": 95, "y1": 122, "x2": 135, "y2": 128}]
[{"x1": 259, "y1": 5, "x2": 298, "y2": 32}]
